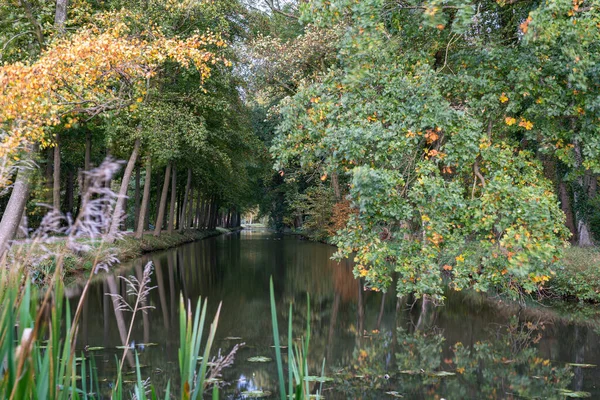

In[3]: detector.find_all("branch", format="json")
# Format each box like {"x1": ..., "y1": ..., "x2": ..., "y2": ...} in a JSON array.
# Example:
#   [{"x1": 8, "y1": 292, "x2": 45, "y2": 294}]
[
  {"x1": 18, "y1": 0, "x2": 45, "y2": 48},
  {"x1": 264, "y1": 0, "x2": 299, "y2": 19}
]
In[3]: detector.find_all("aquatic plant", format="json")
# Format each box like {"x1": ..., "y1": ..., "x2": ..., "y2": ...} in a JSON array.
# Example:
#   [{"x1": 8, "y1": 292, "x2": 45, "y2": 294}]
[{"x1": 269, "y1": 277, "x2": 329, "y2": 400}]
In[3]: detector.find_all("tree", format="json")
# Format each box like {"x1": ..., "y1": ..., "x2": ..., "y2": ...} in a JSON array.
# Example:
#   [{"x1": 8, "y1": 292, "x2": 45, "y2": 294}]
[{"x1": 271, "y1": 0, "x2": 573, "y2": 300}]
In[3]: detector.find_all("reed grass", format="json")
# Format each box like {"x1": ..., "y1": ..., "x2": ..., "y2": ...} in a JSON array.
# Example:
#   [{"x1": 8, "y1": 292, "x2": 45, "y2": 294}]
[
  {"x1": 0, "y1": 160, "x2": 231, "y2": 399},
  {"x1": 269, "y1": 277, "x2": 327, "y2": 400}
]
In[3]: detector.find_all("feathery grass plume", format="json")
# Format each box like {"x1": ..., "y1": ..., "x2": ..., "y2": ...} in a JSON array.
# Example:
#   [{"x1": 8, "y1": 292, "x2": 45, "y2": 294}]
[
  {"x1": 206, "y1": 342, "x2": 245, "y2": 387},
  {"x1": 107, "y1": 261, "x2": 156, "y2": 377}
]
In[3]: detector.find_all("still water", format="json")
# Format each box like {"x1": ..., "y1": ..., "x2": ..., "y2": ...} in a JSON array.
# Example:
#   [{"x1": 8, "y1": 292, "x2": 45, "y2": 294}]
[{"x1": 66, "y1": 229, "x2": 600, "y2": 399}]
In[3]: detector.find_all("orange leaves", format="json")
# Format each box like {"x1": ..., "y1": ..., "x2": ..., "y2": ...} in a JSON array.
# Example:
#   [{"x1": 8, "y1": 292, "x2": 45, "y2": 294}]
[
  {"x1": 520, "y1": 16, "x2": 533, "y2": 34},
  {"x1": 425, "y1": 128, "x2": 440, "y2": 144},
  {"x1": 518, "y1": 118, "x2": 534, "y2": 130},
  {"x1": 505, "y1": 117, "x2": 533, "y2": 130}
]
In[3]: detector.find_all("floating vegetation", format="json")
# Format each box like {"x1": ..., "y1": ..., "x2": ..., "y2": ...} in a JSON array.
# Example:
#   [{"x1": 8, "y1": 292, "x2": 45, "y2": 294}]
[
  {"x1": 247, "y1": 356, "x2": 272, "y2": 363},
  {"x1": 85, "y1": 346, "x2": 105, "y2": 351},
  {"x1": 304, "y1": 376, "x2": 334, "y2": 383},
  {"x1": 241, "y1": 390, "x2": 272, "y2": 398},
  {"x1": 430, "y1": 371, "x2": 456, "y2": 377},
  {"x1": 224, "y1": 336, "x2": 242, "y2": 340},
  {"x1": 398, "y1": 370, "x2": 455, "y2": 377},
  {"x1": 558, "y1": 389, "x2": 592, "y2": 398},
  {"x1": 386, "y1": 392, "x2": 404, "y2": 398},
  {"x1": 566, "y1": 363, "x2": 596, "y2": 368}
]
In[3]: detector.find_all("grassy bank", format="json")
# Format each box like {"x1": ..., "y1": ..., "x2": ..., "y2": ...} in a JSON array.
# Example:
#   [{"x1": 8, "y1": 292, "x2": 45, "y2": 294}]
[
  {"x1": 550, "y1": 246, "x2": 600, "y2": 302},
  {"x1": 17, "y1": 229, "x2": 231, "y2": 284}
]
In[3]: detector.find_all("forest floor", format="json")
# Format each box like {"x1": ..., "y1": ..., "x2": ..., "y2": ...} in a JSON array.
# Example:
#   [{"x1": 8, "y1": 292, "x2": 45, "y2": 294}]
[{"x1": 12, "y1": 228, "x2": 236, "y2": 285}]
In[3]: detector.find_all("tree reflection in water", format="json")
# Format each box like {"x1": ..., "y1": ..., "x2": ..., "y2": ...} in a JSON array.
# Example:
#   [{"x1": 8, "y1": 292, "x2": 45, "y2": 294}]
[{"x1": 335, "y1": 296, "x2": 578, "y2": 400}]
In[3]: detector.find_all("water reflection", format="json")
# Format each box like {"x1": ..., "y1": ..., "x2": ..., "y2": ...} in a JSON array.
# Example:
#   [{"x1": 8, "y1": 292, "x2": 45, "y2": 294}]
[{"x1": 66, "y1": 230, "x2": 600, "y2": 398}]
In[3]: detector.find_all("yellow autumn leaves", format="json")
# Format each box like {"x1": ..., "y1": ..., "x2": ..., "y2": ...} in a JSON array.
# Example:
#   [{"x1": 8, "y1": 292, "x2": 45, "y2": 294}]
[
  {"x1": 505, "y1": 117, "x2": 534, "y2": 130},
  {"x1": 0, "y1": 17, "x2": 227, "y2": 187}
]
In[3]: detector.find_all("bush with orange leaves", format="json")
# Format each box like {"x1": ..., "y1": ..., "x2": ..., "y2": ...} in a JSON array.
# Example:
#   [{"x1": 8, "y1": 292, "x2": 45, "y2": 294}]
[{"x1": 327, "y1": 199, "x2": 354, "y2": 238}]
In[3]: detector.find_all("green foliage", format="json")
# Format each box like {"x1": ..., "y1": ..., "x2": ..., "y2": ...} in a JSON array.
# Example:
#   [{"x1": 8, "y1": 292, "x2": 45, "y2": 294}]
[{"x1": 271, "y1": 0, "x2": 585, "y2": 300}]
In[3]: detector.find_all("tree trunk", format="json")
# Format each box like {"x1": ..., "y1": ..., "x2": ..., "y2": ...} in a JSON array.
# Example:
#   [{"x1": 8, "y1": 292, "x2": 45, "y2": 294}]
[
  {"x1": 168, "y1": 165, "x2": 177, "y2": 234},
  {"x1": 187, "y1": 179, "x2": 194, "y2": 228},
  {"x1": 199, "y1": 199, "x2": 207, "y2": 228},
  {"x1": 135, "y1": 158, "x2": 152, "y2": 239},
  {"x1": 107, "y1": 138, "x2": 140, "y2": 242},
  {"x1": 559, "y1": 181, "x2": 577, "y2": 242},
  {"x1": 45, "y1": 148, "x2": 53, "y2": 203},
  {"x1": 83, "y1": 130, "x2": 91, "y2": 194},
  {"x1": 573, "y1": 139, "x2": 594, "y2": 246},
  {"x1": 331, "y1": 172, "x2": 341, "y2": 200},
  {"x1": 134, "y1": 164, "x2": 141, "y2": 230},
  {"x1": 15, "y1": 210, "x2": 28, "y2": 239},
  {"x1": 53, "y1": 136, "x2": 60, "y2": 211},
  {"x1": 179, "y1": 168, "x2": 192, "y2": 233},
  {"x1": 154, "y1": 162, "x2": 171, "y2": 237},
  {"x1": 192, "y1": 188, "x2": 201, "y2": 229},
  {"x1": 0, "y1": 162, "x2": 33, "y2": 258},
  {"x1": 65, "y1": 169, "x2": 74, "y2": 216},
  {"x1": 54, "y1": 0, "x2": 68, "y2": 34}
]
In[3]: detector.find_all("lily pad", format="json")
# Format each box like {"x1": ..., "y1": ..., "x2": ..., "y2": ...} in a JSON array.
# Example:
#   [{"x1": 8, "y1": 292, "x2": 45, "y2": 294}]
[
  {"x1": 86, "y1": 347, "x2": 104, "y2": 351},
  {"x1": 304, "y1": 376, "x2": 334, "y2": 383},
  {"x1": 429, "y1": 371, "x2": 456, "y2": 377},
  {"x1": 386, "y1": 392, "x2": 404, "y2": 398},
  {"x1": 241, "y1": 390, "x2": 272, "y2": 398},
  {"x1": 566, "y1": 363, "x2": 596, "y2": 368},
  {"x1": 247, "y1": 356, "x2": 272, "y2": 363},
  {"x1": 399, "y1": 370, "x2": 420, "y2": 375},
  {"x1": 558, "y1": 389, "x2": 592, "y2": 398}
]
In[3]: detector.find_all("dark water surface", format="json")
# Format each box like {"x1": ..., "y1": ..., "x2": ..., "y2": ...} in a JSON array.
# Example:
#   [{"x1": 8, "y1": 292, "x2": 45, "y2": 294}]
[{"x1": 67, "y1": 229, "x2": 600, "y2": 399}]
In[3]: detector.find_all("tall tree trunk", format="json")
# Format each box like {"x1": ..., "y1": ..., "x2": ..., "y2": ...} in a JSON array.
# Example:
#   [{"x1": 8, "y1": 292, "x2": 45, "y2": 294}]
[
  {"x1": 154, "y1": 163, "x2": 171, "y2": 237},
  {"x1": 187, "y1": 188, "x2": 193, "y2": 228},
  {"x1": 559, "y1": 181, "x2": 577, "y2": 242},
  {"x1": 179, "y1": 169, "x2": 192, "y2": 233},
  {"x1": 65, "y1": 169, "x2": 74, "y2": 216},
  {"x1": 45, "y1": 148, "x2": 53, "y2": 203},
  {"x1": 192, "y1": 188, "x2": 200, "y2": 229},
  {"x1": 134, "y1": 164, "x2": 141, "y2": 230},
  {"x1": 199, "y1": 199, "x2": 207, "y2": 228},
  {"x1": 168, "y1": 165, "x2": 177, "y2": 234},
  {"x1": 210, "y1": 199, "x2": 218, "y2": 229},
  {"x1": 573, "y1": 139, "x2": 594, "y2": 246},
  {"x1": 15, "y1": 210, "x2": 28, "y2": 239},
  {"x1": 135, "y1": 158, "x2": 152, "y2": 239},
  {"x1": 107, "y1": 139, "x2": 140, "y2": 242},
  {"x1": 331, "y1": 172, "x2": 341, "y2": 200},
  {"x1": 53, "y1": 136, "x2": 60, "y2": 211},
  {"x1": 190, "y1": 187, "x2": 197, "y2": 228},
  {"x1": 0, "y1": 162, "x2": 33, "y2": 258},
  {"x1": 54, "y1": 0, "x2": 68, "y2": 34},
  {"x1": 83, "y1": 130, "x2": 91, "y2": 194}
]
